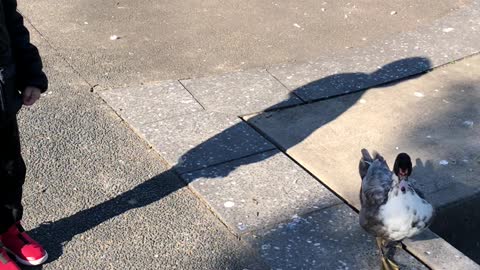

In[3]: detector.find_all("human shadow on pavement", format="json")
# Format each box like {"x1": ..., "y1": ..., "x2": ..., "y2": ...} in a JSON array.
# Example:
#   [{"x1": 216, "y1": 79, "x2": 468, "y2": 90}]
[
  {"x1": 247, "y1": 77, "x2": 480, "y2": 268},
  {"x1": 27, "y1": 57, "x2": 432, "y2": 267}
]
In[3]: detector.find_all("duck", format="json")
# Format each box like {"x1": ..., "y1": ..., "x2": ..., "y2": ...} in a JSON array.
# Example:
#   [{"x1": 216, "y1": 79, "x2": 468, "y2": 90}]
[{"x1": 358, "y1": 149, "x2": 435, "y2": 269}]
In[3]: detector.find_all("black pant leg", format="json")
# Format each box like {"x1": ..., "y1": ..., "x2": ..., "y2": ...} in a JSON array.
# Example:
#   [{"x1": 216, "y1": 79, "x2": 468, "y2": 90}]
[{"x1": 0, "y1": 116, "x2": 25, "y2": 234}]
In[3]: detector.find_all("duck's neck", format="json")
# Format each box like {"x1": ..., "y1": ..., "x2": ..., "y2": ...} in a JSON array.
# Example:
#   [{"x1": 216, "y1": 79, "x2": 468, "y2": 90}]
[
  {"x1": 392, "y1": 174, "x2": 409, "y2": 183},
  {"x1": 391, "y1": 174, "x2": 408, "y2": 187}
]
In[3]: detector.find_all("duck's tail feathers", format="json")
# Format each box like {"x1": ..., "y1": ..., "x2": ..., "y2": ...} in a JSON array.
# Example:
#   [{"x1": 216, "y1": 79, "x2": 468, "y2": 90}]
[
  {"x1": 371, "y1": 150, "x2": 385, "y2": 162},
  {"x1": 359, "y1": 149, "x2": 387, "y2": 180},
  {"x1": 359, "y1": 149, "x2": 372, "y2": 180}
]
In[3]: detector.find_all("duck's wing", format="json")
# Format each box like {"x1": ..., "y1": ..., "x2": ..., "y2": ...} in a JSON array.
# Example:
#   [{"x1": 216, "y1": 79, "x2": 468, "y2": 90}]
[
  {"x1": 407, "y1": 177, "x2": 426, "y2": 199},
  {"x1": 413, "y1": 187, "x2": 426, "y2": 199},
  {"x1": 360, "y1": 149, "x2": 393, "y2": 207}
]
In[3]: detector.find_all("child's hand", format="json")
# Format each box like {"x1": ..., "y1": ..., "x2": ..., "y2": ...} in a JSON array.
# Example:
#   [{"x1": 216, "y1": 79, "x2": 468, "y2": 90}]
[{"x1": 22, "y1": 86, "x2": 42, "y2": 106}]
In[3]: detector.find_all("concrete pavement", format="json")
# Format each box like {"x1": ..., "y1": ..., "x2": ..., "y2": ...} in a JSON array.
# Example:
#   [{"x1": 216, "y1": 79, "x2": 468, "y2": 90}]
[
  {"x1": 247, "y1": 54, "x2": 480, "y2": 270},
  {"x1": 18, "y1": 24, "x2": 266, "y2": 270},
  {"x1": 100, "y1": 54, "x2": 480, "y2": 269},
  {"x1": 12, "y1": 0, "x2": 480, "y2": 269},
  {"x1": 18, "y1": 0, "x2": 467, "y2": 88}
]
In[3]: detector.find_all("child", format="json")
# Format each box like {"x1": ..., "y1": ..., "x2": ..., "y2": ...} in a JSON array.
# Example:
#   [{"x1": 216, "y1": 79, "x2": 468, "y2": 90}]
[{"x1": 0, "y1": 0, "x2": 48, "y2": 269}]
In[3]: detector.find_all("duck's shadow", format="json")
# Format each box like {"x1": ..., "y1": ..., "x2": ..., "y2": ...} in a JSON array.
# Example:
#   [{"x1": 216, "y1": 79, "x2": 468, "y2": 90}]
[{"x1": 408, "y1": 156, "x2": 479, "y2": 244}]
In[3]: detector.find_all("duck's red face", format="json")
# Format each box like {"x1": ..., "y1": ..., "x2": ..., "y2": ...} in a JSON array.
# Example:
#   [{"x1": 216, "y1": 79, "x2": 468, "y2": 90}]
[
  {"x1": 398, "y1": 168, "x2": 409, "y2": 178},
  {"x1": 393, "y1": 153, "x2": 412, "y2": 180}
]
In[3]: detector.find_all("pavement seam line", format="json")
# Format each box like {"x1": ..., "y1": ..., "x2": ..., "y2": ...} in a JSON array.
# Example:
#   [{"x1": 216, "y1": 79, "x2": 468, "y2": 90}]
[
  {"x1": 239, "y1": 117, "x2": 434, "y2": 269},
  {"x1": 178, "y1": 80, "x2": 207, "y2": 111},
  {"x1": 94, "y1": 92, "x2": 174, "y2": 169},
  {"x1": 240, "y1": 117, "x2": 357, "y2": 211},
  {"x1": 166, "y1": 159, "x2": 270, "y2": 266},
  {"x1": 204, "y1": 101, "x2": 303, "y2": 117},
  {"x1": 96, "y1": 93, "x2": 275, "y2": 177},
  {"x1": 67, "y1": 93, "x2": 256, "y2": 258},
  {"x1": 265, "y1": 68, "x2": 307, "y2": 103},
  {"x1": 184, "y1": 187, "x2": 271, "y2": 268}
]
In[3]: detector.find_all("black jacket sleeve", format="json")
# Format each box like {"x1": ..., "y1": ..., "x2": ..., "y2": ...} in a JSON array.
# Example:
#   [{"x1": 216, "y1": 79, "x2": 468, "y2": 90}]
[{"x1": 3, "y1": 0, "x2": 47, "y2": 92}]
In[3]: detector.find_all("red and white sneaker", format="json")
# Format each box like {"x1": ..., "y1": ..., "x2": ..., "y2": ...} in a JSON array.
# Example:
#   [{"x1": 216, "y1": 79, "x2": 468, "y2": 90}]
[
  {"x1": 0, "y1": 247, "x2": 20, "y2": 270},
  {"x1": 0, "y1": 223, "x2": 48, "y2": 266}
]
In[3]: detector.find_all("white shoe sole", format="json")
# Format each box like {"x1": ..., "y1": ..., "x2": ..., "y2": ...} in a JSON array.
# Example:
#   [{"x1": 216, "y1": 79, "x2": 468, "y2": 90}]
[{"x1": 14, "y1": 252, "x2": 48, "y2": 266}]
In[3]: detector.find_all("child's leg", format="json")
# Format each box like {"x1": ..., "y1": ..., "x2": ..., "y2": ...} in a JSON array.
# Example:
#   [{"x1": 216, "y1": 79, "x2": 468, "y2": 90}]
[
  {"x1": 0, "y1": 118, "x2": 47, "y2": 266},
  {"x1": 0, "y1": 116, "x2": 26, "y2": 234}
]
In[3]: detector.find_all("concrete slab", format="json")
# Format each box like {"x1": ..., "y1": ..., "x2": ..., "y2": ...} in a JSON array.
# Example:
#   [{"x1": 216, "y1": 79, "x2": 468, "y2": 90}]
[
  {"x1": 99, "y1": 81, "x2": 204, "y2": 128},
  {"x1": 269, "y1": 0, "x2": 480, "y2": 101},
  {"x1": 405, "y1": 230, "x2": 480, "y2": 270},
  {"x1": 181, "y1": 69, "x2": 302, "y2": 115},
  {"x1": 248, "y1": 55, "x2": 480, "y2": 209},
  {"x1": 245, "y1": 204, "x2": 428, "y2": 270},
  {"x1": 136, "y1": 111, "x2": 275, "y2": 173},
  {"x1": 181, "y1": 150, "x2": 342, "y2": 235},
  {"x1": 248, "y1": 55, "x2": 480, "y2": 269},
  {"x1": 18, "y1": 0, "x2": 467, "y2": 87}
]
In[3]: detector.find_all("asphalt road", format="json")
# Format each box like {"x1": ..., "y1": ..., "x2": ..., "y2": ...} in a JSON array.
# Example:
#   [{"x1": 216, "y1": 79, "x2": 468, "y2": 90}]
[{"x1": 19, "y1": 0, "x2": 468, "y2": 88}]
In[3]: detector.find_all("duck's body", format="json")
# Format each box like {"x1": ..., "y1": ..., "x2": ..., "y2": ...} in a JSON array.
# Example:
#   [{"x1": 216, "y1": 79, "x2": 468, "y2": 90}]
[
  {"x1": 377, "y1": 176, "x2": 434, "y2": 241},
  {"x1": 359, "y1": 150, "x2": 434, "y2": 242}
]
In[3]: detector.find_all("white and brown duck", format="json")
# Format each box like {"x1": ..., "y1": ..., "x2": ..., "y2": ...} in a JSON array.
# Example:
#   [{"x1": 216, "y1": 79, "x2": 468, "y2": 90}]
[{"x1": 358, "y1": 149, "x2": 435, "y2": 268}]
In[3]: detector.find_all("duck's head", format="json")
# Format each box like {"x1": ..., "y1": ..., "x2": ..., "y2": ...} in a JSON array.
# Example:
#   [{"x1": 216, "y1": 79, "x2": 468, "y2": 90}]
[{"x1": 393, "y1": 153, "x2": 412, "y2": 180}]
